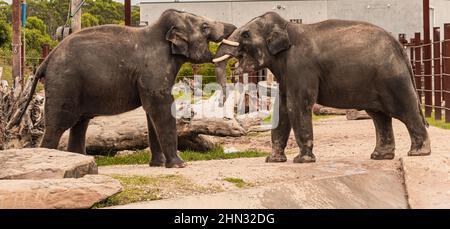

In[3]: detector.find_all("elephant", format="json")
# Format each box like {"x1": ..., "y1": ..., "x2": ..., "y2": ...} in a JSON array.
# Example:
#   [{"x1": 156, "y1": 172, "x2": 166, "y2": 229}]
[
  {"x1": 213, "y1": 12, "x2": 431, "y2": 163},
  {"x1": 19, "y1": 9, "x2": 236, "y2": 168}
]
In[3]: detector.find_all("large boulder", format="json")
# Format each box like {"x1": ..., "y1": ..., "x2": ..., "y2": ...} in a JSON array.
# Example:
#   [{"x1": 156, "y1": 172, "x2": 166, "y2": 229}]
[
  {"x1": 0, "y1": 148, "x2": 97, "y2": 180},
  {"x1": 0, "y1": 175, "x2": 122, "y2": 209}
]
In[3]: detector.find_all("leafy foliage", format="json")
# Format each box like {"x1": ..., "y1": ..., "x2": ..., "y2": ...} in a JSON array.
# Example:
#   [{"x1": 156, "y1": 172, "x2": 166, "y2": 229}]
[
  {"x1": 81, "y1": 12, "x2": 99, "y2": 28},
  {"x1": 0, "y1": 19, "x2": 11, "y2": 47}
]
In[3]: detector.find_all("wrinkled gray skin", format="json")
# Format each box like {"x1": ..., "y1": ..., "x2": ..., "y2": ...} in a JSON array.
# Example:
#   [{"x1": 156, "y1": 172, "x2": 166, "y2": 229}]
[
  {"x1": 22, "y1": 9, "x2": 236, "y2": 168},
  {"x1": 215, "y1": 12, "x2": 431, "y2": 163}
]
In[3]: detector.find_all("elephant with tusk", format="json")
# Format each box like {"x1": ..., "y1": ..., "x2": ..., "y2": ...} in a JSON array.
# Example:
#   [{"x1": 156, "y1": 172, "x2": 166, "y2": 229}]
[
  {"x1": 18, "y1": 9, "x2": 236, "y2": 168},
  {"x1": 214, "y1": 12, "x2": 431, "y2": 163}
]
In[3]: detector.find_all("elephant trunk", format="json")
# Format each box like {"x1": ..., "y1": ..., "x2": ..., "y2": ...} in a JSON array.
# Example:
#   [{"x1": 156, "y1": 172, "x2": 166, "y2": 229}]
[{"x1": 214, "y1": 31, "x2": 240, "y2": 106}]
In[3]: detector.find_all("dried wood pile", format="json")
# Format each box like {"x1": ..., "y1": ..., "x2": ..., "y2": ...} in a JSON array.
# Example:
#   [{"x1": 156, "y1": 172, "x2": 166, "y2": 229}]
[{"x1": 0, "y1": 75, "x2": 44, "y2": 150}]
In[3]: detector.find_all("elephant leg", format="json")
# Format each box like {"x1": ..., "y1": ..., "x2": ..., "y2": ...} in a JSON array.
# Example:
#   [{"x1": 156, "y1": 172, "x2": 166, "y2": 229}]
[
  {"x1": 141, "y1": 95, "x2": 185, "y2": 168},
  {"x1": 288, "y1": 97, "x2": 316, "y2": 163},
  {"x1": 366, "y1": 110, "x2": 395, "y2": 160},
  {"x1": 266, "y1": 92, "x2": 290, "y2": 163},
  {"x1": 40, "y1": 126, "x2": 67, "y2": 150},
  {"x1": 41, "y1": 114, "x2": 78, "y2": 150},
  {"x1": 397, "y1": 111, "x2": 431, "y2": 157},
  {"x1": 67, "y1": 117, "x2": 90, "y2": 154},
  {"x1": 147, "y1": 114, "x2": 166, "y2": 167}
]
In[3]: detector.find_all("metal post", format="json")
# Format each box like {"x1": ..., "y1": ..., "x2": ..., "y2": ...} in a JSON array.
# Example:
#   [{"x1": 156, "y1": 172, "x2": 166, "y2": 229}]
[
  {"x1": 40, "y1": 43, "x2": 50, "y2": 64},
  {"x1": 398, "y1": 33, "x2": 407, "y2": 45},
  {"x1": 414, "y1": 32, "x2": 423, "y2": 103},
  {"x1": 443, "y1": 24, "x2": 450, "y2": 123},
  {"x1": 125, "y1": 0, "x2": 131, "y2": 26},
  {"x1": 433, "y1": 27, "x2": 442, "y2": 120},
  {"x1": 410, "y1": 38, "x2": 415, "y2": 72},
  {"x1": 423, "y1": 0, "x2": 432, "y2": 117},
  {"x1": 11, "y1": 0, "x2": 22, "y2": 87}
]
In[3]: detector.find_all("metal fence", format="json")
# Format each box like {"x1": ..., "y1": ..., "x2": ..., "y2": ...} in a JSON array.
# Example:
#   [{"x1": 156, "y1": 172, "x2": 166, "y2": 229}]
[{"x1": 400, "y1": 23, "x2": 450, "y2": 123}]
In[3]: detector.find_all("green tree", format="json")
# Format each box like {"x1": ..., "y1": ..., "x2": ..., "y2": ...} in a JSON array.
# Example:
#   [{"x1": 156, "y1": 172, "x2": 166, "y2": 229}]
[
  {"x1": 82, "y1": 12, "x2": 99, "y2": 28},
  {"x1": 27, "y1": 0, "x2": 69, "y2": 36},
  {"x1": 0, "y1": 20, "x2": 11, "y2": 48},
  {"x1": 84, "y1": 0, "x2": 123, "y2": 25},
  {"x1": 131, "y1": 6, "x2": 140, "y2": 26},
  {"x1": 24, "y1": 17, "x2": 57, "y2": 60},
  {"x1": 26, "y1": 16, "x2": 48, "y2": 34},
  {"x1": 0, "y1": 1, "x2": 11, "y2": 23}
]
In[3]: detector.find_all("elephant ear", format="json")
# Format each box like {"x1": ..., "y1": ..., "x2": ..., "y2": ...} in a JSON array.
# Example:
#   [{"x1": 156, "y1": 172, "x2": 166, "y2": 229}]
[
  {"x1": 266, "y1": 26, "x2": 291, "y2": 55},
  {"x1": 166, "y1": 26, "x2": 189, "y2": 57}
]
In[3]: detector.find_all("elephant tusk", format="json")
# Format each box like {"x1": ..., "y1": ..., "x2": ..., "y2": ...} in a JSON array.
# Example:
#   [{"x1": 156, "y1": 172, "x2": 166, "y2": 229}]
[
  {"x1": 221, "y1": 39, "x2": 239, "y2": 46},
  {"x1": 213, "y1": 54, "x2": 231, "y2": 63}
]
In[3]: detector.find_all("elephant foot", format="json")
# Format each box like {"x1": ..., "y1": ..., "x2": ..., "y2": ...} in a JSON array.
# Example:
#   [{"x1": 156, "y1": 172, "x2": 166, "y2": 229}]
[
  {"x1": 265, "y1": 154, "x2": 287, "y2": 163},
  {"x1": 408, "y1": 146, "x2": 431, "y2": 156},
  {"x1": 149, "y1": 160, "x2": 166, "y2": 167},
  {"x1": 165, "y1": 157, "x2": 187, "y2": 168},
  {"x1": 408, "y1": 138, "x2": 431, "y2": 156},
  {"x1": 370, "y1": 150, "x2": 395, "y2": 160},
  {"x1": 293, "y1": 153, "x2": 316, "y2": 163},
  {"x1": 149, "y1": 154, "x2": 166, "y2": 167}
]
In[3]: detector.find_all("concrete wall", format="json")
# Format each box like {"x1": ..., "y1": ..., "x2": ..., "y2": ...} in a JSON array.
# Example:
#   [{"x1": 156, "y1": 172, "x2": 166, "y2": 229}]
[
  {"x1": 139, "y1": 0, "x2": 448, "y2": 37},
  {"x1": 327, "y1": 0, "x2": 422, "y2": 36},
  {"x1": 139, "y1": 1, "x2": 328, "y2": 27}
]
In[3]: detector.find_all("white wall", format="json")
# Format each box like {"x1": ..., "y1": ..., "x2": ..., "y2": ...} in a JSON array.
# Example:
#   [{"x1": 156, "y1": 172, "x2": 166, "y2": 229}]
[
  {"x1": 140, "y1": 0, "x2": 449, "y2": 37},
  {"x1": 431, "y1": 0, "x2": 450, "y2": 35},
  {"x1": 140, "y1": 1, "x2": 328, "y2": 27},
  {"x1": 327, "y1": 0, "x2": 422, "y2": 36}
]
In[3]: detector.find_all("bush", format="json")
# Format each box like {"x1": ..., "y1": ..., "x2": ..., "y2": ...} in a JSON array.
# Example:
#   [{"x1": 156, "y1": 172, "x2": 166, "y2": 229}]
[{"x1": 0, "y1": 20, "x2": 11, "y2": 48}]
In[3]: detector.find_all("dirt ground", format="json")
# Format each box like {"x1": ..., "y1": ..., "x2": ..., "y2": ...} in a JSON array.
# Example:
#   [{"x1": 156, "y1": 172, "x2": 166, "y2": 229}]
[{"x1": 99, "y1": 116, "x2": 450, "y2": 205}]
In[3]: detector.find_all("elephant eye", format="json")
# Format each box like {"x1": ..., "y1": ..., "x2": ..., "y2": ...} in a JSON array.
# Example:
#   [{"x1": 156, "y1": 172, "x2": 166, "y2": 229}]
[
  {"x1": 201, "y1": 23, "x2": 210, "y2": 34},
  {"x1": 241, "y1": 31, "x2": 250, "y2": 39}
]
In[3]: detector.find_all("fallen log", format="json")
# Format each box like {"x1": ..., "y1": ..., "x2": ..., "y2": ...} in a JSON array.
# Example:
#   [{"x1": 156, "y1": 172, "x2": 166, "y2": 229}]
[{"x1": 346, "y1": 109, "x2": 371, "y2": 120}]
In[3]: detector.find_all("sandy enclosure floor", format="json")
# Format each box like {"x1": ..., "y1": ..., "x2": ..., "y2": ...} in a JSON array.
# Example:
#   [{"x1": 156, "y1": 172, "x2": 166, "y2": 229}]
[{"x1": 99, "y1": 116, "x2": 450, "y2": 199}]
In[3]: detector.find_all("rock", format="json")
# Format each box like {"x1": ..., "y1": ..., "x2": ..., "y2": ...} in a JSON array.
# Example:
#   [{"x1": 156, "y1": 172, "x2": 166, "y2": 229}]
[
  {"x1": 110, "y1": 171, "x2": 407, "y2": 209},
  {"x1": 313, "y1": 104, "x2": 347, "y2": 116},
  {"x1": 0, "y1": 175, "x2": 122, "y2": 209},
  {"x1": 346, "y1": 109, "x2": 371, "y2": 120},
  {"x1": 224, "y1": 147, "x2": 240, "y2": 154},
  {"x1": 401, "y1": 156, "x2": 450, "y2": 209},
  {"x1": 0, "y1": 148, "x2": 97, "y2": 180}
]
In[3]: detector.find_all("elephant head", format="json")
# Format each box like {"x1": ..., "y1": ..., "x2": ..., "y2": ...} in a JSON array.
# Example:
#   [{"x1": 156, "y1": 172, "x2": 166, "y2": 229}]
[
  {"x1": 160, "y1": 9, "x2": 237, "y2": 63},
  {"x1": 213, "y1": 12, "x2": 291, "y2": 87}
]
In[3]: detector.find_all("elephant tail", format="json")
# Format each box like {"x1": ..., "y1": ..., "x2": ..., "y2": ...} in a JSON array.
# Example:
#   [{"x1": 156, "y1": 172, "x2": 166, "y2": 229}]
[
  {"x1": 400, "y1": 43, "x2": 429, "y2": 128},
  {"x1": 14, "y1": 58, "x2": 48, "y2": 126}
]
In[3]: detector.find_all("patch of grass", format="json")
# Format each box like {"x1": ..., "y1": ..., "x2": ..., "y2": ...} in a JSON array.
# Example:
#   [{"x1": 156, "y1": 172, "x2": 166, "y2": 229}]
[
  {"x1": 426, "y1": 112, "x2": 450, "y2": 130},
  {"x1": 95, "y1": 147, "x2": 269, "y2": 166},
  {"x1": 223, "y1": 177, "x2": 252, "y2": 188},
  {"x1": 96, "y1": 150, "x2": 150, "y2": 166},
  {"x1": 92, "y1": 174, "x2": 222, "y2": 208},
  {"x1": 92, "y1": 175, "x2": 164, "y2": 208},
  {"x1": 0, "y1": 64, "x2": 12, "y2": 83},
  {"x1": 180, "y1": 147, "x2": 267, "y2": 162}
]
